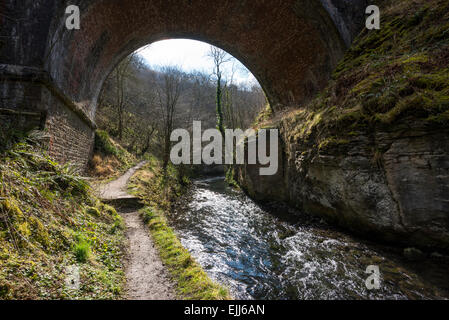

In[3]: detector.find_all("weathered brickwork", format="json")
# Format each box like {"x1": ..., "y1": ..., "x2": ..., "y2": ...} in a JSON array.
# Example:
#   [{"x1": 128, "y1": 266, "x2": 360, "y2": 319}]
[
  {"x1": 0, "y1": 80, "x2": 43, "y2": 111},
  {"x1": 1, "y1": 0, "x2": 370, "y2": 169},
  {"x1": 42, "y1": 87, "x2": 95, "y2": 170},
  {"x1": 47, "y1": 0, "x2": 354, "y2": 116},
  {"x1": 0, "y1": 109, "x2": 45, "y2": 132},
  {"x1": 0, "y1": 64, "x2": 95, "y2": 170}
]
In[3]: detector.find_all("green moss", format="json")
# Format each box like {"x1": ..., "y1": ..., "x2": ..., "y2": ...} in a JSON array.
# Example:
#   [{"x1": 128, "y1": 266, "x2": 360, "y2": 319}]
[
  {"x1": 0, "y1": 282, "x2": 9, "y2": 298},
  {"x1": 289, "y1": 109, "x2": 325, "y2": 142},
  {"x1": 318, "y1": 137, "x2": 350, "y2": 151},
  {"x1": 418, "y1": 21, "x2": 449, "y2": 44},
  {"x1": 409, "y1": 71, "x2": 449, "y2": 91},
  {"x1": 426, "y1": 110, "x2": 449, "y2": 125},
  {"x1": 402, "y1": 54, "x2": 429, "y2": 65},
  {"x1": 375, "y1": 94, "x2": 422, "y2": 124},
  {"x1": 29, "y1": 217, "x2": 50, "y2": 248},
  {"x1": 276, "y1": 0, "x2": 449, "y2": 150},
  {"x1": 95, "y1": 130, "x2": 121, "y2": 158},
  {"x1": 93, "y1": 130, "x2": 136, "y2": 175},
  {"x1": 0, "y1": 132, "x2": 126, "y2": 299},
  {"x1": 350, "y1": 74, "x2": 382, "y2": 96},
  {"x1": 253, "y1": 103, "x2": 274, "y2": 128},
  {"x1": 100, "y1": 203, "x2": 118, "y2": 216},
  {"x1": 110, "y1": 217, "x2": 125, "y2": 234},
  {"x1": 225, "y1": 166, "x2": 240, "y2": 189},
  {"x1": 335, "y1": 106, "x2": 366, "y2": 124},
  {"x1": 85, "y1": 206, "x2": 101, "y2": 217},
  {"x1": 407, "y1": 8, "x2": 428, "y2": 27}
]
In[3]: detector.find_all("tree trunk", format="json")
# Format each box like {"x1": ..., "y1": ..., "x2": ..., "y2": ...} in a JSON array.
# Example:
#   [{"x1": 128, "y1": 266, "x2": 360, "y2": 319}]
[{"x1": 216, "y1": 71, "x2": 225, "y2": 137}]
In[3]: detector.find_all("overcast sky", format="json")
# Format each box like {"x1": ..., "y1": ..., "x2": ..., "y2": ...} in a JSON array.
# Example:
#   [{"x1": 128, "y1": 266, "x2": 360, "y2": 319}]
[{"x1": 138, "y1": 39, "x2": 258, "y2": 88}]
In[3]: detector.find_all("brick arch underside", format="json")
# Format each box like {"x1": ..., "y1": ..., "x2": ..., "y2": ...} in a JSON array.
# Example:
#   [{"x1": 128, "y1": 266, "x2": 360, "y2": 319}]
[
  {"x1": 1, "y1": 0, "x2": 365, "y2": 168},
  {"x1": 47, "y1": 0, "x2": 347, "y2": 122}
]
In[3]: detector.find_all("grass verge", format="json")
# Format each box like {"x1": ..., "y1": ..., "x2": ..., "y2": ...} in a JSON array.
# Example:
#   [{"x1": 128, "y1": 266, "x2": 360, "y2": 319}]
[
  {"x1": 129, "y1": 158, "x2": 231, "y2": 300},
  {"x1": 140, "y1": 206, "x2": 230, "y2": 300}
]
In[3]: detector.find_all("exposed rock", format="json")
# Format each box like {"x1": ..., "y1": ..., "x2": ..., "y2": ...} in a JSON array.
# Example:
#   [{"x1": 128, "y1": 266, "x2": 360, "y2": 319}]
[
  {"x1": 238, "y1": 0, "x2": 449, "y2": 250},
  {"x1": 237, "y1": 122, "x2": 449, "y2": 250}
]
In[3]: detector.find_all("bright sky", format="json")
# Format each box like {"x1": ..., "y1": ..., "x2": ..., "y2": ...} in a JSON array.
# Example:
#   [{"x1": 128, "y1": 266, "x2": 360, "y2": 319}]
[{"x1": 138, "y1": 39, "x2": 259, "y2": 88}]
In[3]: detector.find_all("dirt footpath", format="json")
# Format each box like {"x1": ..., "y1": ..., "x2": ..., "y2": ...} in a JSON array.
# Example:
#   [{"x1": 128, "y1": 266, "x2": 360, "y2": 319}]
[{"x1": 98, "y1": 162, "x2": 176, "y2": 300}]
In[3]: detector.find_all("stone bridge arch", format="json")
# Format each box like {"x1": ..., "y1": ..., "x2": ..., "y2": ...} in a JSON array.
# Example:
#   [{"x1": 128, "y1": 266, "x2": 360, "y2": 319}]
[{"x1": 0, "y1": 0, "x2": 369, "y2": 168}]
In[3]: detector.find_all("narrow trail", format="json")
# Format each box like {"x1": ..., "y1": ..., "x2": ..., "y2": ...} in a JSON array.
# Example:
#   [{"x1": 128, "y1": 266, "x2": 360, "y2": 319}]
[
  {"x1": 97, "y1": 161, "x2": 147, "y2": 200},
  {"x1": 97, "y1": 162, "x2": 176, "y2": 300}
]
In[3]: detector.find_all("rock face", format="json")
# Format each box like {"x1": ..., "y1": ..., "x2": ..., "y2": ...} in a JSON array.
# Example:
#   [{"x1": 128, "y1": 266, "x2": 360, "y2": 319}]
[
  {"x1": 319, "y1": 0, "x2": 371, "y2": 46},
  {"x1": 380, "y1": 125, "x2": 449, "y2": 247},
  {"x1": 238, "y1": 0, "x2": 449, "y2": 251},
  {"x1": 237, "y1": 121, "x2": 449, "y2": 250}
]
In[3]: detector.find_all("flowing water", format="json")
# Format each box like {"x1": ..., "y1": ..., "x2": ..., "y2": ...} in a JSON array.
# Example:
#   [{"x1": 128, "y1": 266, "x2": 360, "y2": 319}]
[{"x1": 169, "y1": 176, "x2": 448, "y2": 300}]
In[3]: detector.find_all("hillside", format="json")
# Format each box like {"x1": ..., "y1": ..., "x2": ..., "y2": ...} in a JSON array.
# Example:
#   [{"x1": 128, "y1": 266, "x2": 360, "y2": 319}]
[
  {"x1": 0, "y1": 131, "x2": 126, "y2": 299},
  {"x1": 96, "y1": 55, "x2": 265, "y2": 159}
]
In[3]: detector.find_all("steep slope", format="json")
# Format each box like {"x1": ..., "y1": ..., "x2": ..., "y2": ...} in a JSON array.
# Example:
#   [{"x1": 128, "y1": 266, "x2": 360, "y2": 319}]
[
  {"x1": 0, "y1": 131, "x2": 126, "y2": 299},
  {"x1": 239, "y1": 0, "x2": 449, "y2": 250},
  {"x1": 88, "y1": 130, "x2": 137, "y2": 179}
]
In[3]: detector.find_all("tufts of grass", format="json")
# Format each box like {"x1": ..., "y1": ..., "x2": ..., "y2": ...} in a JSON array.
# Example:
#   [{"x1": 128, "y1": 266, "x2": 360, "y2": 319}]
[
  {"x1": 73, "y1": 235, "x2": 91, "y2": 263},
  {"x1": 128, "y1": 159, "x2": 189, "y2": 211},
  {"x1": 0, "y1": 130, "x2": 126, "y2": 300},
  {"x1": 140, "y1": 207, "x2": 230, "y2": 300},
  {"x1": 89, "y1": 130, "x2": 136, "y2": 180}
]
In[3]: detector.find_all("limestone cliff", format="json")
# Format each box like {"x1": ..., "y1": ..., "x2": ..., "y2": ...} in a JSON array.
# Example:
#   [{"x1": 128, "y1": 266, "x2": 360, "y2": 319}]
[{"x1": 238, "y1": 0, "x2": 449, "y2": 250}]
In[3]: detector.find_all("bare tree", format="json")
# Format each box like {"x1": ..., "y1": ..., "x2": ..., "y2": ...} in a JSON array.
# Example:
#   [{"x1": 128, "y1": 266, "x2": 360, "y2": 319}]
[
  {"x1": 155, "y1": 66, "x2": 185, "y2": 173},
  {"x1": 96, "y1": 51, "x2": 266, "y2": 161},
  {"x1": 208, "y1": 46, "x2": 231, "y2": 137},
  {"x1": 113, "y1": 53, "x2": 137, "y2": 141}
]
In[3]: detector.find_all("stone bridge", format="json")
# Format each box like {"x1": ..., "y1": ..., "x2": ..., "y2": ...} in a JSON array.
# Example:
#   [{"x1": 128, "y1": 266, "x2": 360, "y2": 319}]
[{"x1": 0, "y1": 0, "x2": 369, "y2": 168}]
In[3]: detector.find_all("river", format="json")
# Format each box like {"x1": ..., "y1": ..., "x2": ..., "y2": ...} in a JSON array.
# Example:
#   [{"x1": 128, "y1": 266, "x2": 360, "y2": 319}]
[{"x1": 169, "y1": 176, "x2": 448, "y2": 300}]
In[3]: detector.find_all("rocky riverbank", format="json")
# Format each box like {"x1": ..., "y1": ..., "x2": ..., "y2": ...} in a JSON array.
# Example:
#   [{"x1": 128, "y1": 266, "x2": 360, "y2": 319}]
[{"x1": 237, "y1": 0, "x2": 449, "y2": 250}]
